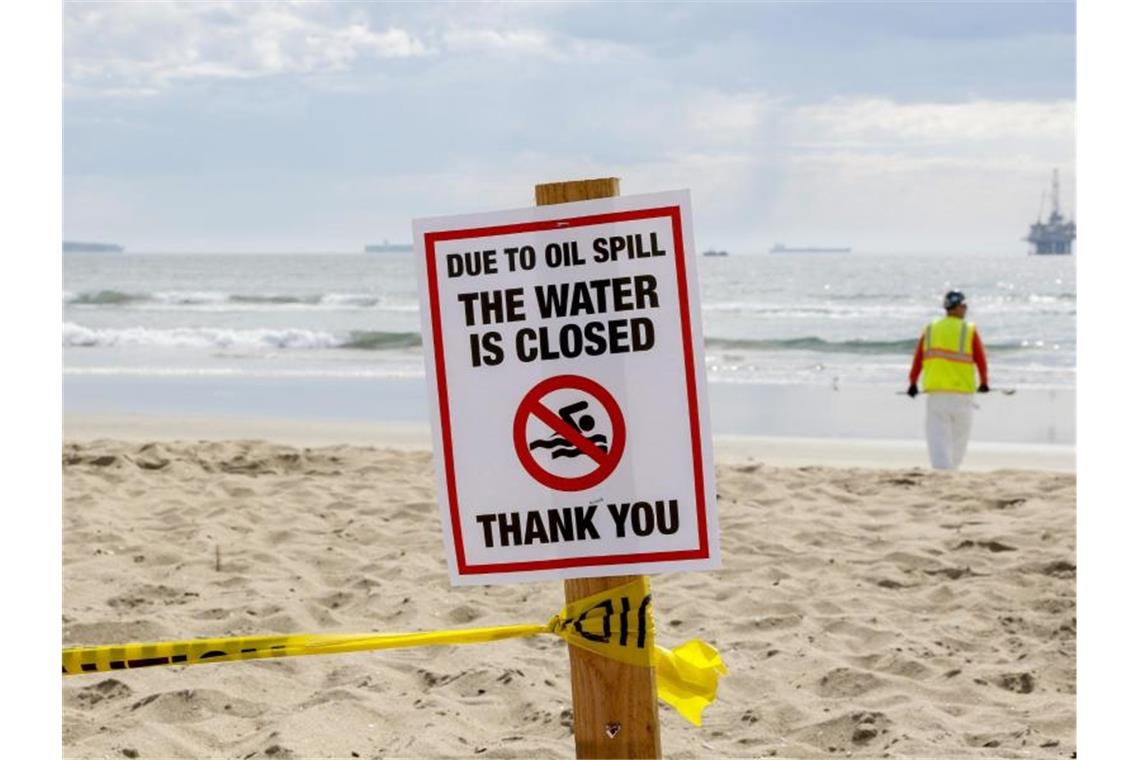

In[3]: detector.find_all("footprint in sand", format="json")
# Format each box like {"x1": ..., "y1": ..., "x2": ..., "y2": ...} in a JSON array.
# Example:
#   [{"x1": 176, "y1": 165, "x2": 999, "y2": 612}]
[
  {"x1": 997, "y1": 671, "x2": 1036, "y2": 694},
  {"x1": 71, "y1": 678, "x2": 132, "y2": 709},
  {"x1": 815, "y1": 667, "x2": 885, "y2": 698},
  {"x1": 129, "y1": 688, "x2": 264, "y2": 724},
  {"x1": 316, "y1": 591, "x2": 354, "y2": 610},
  {"x1": 446, "y1": 604, "x2": 483, "y2": 624},
  {"x1": 791, "y1": 709, "x2": 890, "y2": 752},
  {"x1": 1040, "y1": 560, "x2": 1075, "y2": 578}
]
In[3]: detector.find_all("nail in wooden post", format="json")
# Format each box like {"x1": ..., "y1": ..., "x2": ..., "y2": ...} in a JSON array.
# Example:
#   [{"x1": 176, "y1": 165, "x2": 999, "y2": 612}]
[{"x1": 535, "y1": 177, "x2": 662, "y2": 760}]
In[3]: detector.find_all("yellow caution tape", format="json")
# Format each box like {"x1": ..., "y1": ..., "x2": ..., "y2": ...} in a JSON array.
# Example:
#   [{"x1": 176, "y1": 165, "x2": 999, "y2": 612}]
[
  {"x1": 62, "y1": 578, "x2": 726, "y2": 725},
  {"x1": 653, "y1": 639, "x2": 728, "y2": 726},
  {"x1": 551, "y1": 576, "x2": 655, "y2": 667}
]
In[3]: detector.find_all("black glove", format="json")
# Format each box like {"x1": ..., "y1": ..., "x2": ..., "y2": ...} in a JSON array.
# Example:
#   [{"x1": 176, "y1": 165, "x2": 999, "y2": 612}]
[
  {"x1": 906, "y1": 384, "x2": 919, "y2": 398},
  {"x1": 977, "y1": 383, "x2": 990, "y2": 393}
]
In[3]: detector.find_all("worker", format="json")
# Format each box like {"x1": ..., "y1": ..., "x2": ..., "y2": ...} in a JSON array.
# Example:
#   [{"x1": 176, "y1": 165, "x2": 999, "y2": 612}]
[{"x1": 906, "y1": 291, "x2": 989, "y2": 470}]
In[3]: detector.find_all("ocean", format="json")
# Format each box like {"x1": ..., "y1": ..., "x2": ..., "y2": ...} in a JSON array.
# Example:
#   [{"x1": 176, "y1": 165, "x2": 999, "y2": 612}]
[{"x1": 63, "y1": 251, "x2": 1075, "y2": 443}]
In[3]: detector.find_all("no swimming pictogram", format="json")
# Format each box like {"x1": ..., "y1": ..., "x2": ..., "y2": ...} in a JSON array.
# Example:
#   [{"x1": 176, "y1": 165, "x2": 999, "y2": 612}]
[{"x1": 513, "y1": 375, "x2": 626, "y2": 491}]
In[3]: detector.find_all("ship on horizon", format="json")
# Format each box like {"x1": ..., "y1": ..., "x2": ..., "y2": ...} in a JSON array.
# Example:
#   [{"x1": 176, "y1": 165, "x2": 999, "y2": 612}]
[
  {"x1": 769, "y1": 243, "x2": 852, "y2": 254},
  {"x1": 1025, "y1": 169, "x2": 1075, "y2": 255},
  {"x1": 364, "y1": 240, "x2": 413, "y2": 253}
]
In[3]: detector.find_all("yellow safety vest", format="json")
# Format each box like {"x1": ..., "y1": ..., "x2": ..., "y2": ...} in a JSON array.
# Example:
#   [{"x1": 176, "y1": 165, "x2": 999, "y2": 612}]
[{"x1": 921, "y1": 317, "x2": 977, "y2": 393}]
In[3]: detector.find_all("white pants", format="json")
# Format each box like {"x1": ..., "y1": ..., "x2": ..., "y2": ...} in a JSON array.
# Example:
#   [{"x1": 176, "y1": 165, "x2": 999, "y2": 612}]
[{"x1": 925, "y1": 393, "x2": 974, "y2": 470}]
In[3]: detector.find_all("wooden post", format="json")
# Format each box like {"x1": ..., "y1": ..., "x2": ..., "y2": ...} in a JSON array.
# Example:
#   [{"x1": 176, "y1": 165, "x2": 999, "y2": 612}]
[{"x1": 535, "y1": 177, "x2": 663, "y2": 760}]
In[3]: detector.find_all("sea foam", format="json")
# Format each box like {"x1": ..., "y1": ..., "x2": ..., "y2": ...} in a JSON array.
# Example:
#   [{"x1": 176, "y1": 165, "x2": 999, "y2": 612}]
[{"x1": 63, "y1": 322, "x2": 421, "y2": 351}]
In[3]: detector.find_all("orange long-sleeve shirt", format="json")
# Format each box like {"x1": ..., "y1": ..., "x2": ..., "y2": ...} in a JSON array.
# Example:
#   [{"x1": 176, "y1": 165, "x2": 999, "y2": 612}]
[{"x1": 908, "y1": 330, "x2": 988, "y2": 386}]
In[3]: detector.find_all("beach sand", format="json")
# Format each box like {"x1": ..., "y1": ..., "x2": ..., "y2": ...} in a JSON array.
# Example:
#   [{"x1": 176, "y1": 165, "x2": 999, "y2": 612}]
[{"x1": 62, "y1": 434, "x2": 1075, "y2": 759}]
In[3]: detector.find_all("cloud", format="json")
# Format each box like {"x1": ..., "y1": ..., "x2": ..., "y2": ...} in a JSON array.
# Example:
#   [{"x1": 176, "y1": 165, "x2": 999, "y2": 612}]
[
  {"x1": 792, "y1": 97, "x2": 1075, "y2": 146},
  {"x1": 62, "y1": 4, "x2": 1075, "y2": 253},
  {"x1": 441, "y1": 28, "x2": 552, "y2": 56},
  {"x1": 64, "y1": 2, "x2": 648, "y2": 99},
  {"x1": 774, "y1": 97, "x2": 1075, "y2": 199},
  {"x1": 64, "y1": 2, "x2": 428, "y2": 96},
  {"x1": 683, "y1": 91, "x2": 778, "y2": 144}
]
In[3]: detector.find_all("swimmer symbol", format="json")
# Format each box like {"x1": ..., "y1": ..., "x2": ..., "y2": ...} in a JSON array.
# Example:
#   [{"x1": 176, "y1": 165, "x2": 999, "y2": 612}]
[
  {"x1": 527, "y1": 400, "x2": 609, "y2": 459},
  {"x1": 513, "y1": 375, "x2": 626, "y2": 492}
]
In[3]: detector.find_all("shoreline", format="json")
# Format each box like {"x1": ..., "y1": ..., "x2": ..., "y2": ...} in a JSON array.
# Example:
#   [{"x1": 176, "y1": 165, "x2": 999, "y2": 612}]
[
  {"x1": 64, "y1": 413, "x2": 1075, "y2": 472},
  {"x1": 64, "y1": 375, "x2": 1075, "y2": 448}
]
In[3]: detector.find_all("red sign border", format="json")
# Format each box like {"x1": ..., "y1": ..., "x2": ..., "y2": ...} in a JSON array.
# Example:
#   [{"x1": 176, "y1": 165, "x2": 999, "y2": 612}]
[
  {"x1": 423, "y1": 204, "x2": 710, "y2": 576},
  {"x1": 513, "y1": 374, "x2": 627, "y2": 492}
]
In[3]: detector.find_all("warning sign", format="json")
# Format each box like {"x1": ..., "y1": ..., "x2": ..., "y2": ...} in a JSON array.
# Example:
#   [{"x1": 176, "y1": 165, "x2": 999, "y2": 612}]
[
  {"x1": 513, "y1": 374, "x2": 626, "y2": 492},
  {"x1": 413, "y1": 190, "x2": 720, "y2": 585}
]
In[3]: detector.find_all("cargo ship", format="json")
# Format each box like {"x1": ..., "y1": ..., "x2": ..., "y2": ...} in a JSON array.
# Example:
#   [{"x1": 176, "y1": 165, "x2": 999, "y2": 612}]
[
  {"x1": 769, "y1": 243, "x2": 851, "y2": 254},
  {"x1": 1025, "y1": 169, "x2": 1075, "y2": 255}
]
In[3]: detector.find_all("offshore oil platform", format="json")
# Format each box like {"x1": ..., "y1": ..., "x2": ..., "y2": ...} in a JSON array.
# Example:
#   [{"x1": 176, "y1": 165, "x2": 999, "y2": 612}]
[{"x1": 1025, "y1": 169, "x2": 1075, "y2": 255}]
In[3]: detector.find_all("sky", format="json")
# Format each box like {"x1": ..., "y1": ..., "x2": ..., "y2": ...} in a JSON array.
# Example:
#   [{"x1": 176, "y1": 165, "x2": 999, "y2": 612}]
[{"x1": 63, "y1": 1, "x2": 1075, "y2": 254}]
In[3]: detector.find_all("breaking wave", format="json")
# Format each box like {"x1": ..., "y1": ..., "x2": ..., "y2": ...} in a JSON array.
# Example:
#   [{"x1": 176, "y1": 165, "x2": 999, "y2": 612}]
[
  {"x1": 63, "y1": 322, "x2": 421, "y2": 351},
  {"x1": 65, "y1": 290, "x2": 401, "y2": 310},
  {"x1": 65, "y1": 322, "x2": 1037, "y2": 357},
  {"x1": 704, "y1": 336, "x2": 1027, "y2": 355}
]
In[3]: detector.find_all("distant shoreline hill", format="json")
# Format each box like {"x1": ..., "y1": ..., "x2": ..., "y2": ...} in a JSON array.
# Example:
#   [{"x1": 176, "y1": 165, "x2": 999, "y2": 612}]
[
  {"x1": 365, "y1": 241, "x2": 413, "y2": 253},
  {"x1": 64, "y1": 241, "x2": 124, "y2": 254}
]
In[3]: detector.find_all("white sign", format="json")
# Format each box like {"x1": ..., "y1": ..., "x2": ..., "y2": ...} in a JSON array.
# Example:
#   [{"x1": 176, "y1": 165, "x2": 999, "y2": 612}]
[{"x1": 413, "y1": 190, "x2": 719, "y2": 585}]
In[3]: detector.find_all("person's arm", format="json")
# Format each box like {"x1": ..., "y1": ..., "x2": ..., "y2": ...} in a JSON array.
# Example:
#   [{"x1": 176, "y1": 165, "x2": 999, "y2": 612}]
[
  {"x1": 908, "y1": 333, "x2": 925, "y2": 386},
  {"x1": 972, "y1": 330, "x2": 989, "y2": 387}
]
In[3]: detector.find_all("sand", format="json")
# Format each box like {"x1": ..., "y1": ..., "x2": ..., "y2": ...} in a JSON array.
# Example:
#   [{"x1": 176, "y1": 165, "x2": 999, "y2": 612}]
[{"x1": 62, "y1": 437, "x2": 1075, "y2": 759}]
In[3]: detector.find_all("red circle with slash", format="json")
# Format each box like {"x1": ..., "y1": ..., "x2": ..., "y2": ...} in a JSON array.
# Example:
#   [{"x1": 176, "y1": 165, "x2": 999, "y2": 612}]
[{"x1": 513, "y1": 374, "x2": 626, "y2": 492}]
